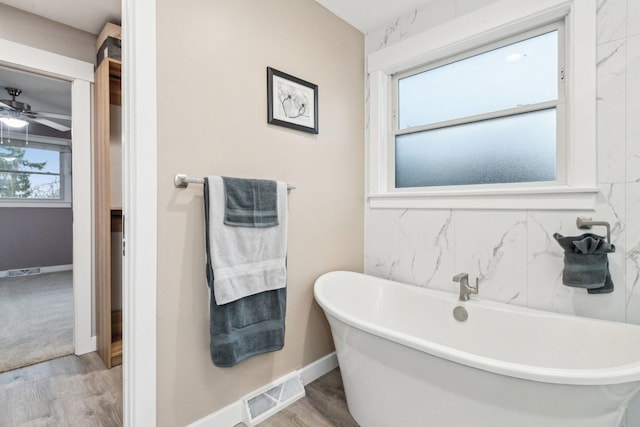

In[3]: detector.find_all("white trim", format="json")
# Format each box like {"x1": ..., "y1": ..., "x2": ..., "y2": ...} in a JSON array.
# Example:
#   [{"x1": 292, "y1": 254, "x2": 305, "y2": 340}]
[
  {"x1": 43, "y1": 263, "x2": 73, "y2": 273},
  {"x1": 0, "y1": 131, "x2": 71, "y2": 146},
  {"x1": 369, "y1": 70, "x2": 390, "y2": 195},
  {"x1": 71, "y1": 78, "x2": 94, "y2": 355},
  {"x1": 369, "y1": 188, "x2": 597, "y2": 210},
  {"x1": 187, "y1": 352, "x2": 339, "y2": 427},
  {"x1": 565, "y1": 0, "x2": 597, "y2": 187},
  {"x1": 0, "y1": 39, "x2": 95, "y2": 356},
  {"x1": 0, "y1": 39, "x2": 94, "y2": 82},
  {"x1": 122, "y1": 0, "x2": 158, "y2": 424},
  {"x1": 394, "y1": 102, "x2": 560, "y2": 136},
  {"x1": 368, "y1": 0, "x2": 571, "y2": 75},
  {"x1": 366, "y1": 0, "x2": 597, "y2": 210},
  {"x1": 0, "y1": 201, "x2": 72, "y2": 208},
  {"x1": 300, "y1": 351, "x2": 339, "y2": 385},
  {"x1": 187, "y1": 401, "x2": 244, "y2": 427}
]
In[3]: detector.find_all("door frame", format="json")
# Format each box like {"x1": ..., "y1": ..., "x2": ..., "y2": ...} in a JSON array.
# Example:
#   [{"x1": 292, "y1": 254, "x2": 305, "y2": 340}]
[
  {"x1": 122, "y1": 0, "x2": 158, "y2": 424},
  {"x1": 0, "y1": 38, "x2": 95, "y2": 355},
  {"x1": 0, "y1": 9, "x2": 160, "y2": 422}
]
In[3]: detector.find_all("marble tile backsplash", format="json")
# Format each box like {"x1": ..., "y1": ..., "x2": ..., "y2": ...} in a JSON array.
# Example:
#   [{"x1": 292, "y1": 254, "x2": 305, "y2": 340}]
[
  {"x1": 597, "y1": 38, "x2": 627, "y2": 184},
  {"x1": 597, "y1": 0, "x2": 627, "y2": 43},
  {"x1": 627, "y1": 34, "x2": 640, "y2": 183},
  {"x1": 364, "y1": 1, "x2": 640, "y2": 426},
  {"x1": 365, "y1": 195, "x2": 626, "y2": 321}
]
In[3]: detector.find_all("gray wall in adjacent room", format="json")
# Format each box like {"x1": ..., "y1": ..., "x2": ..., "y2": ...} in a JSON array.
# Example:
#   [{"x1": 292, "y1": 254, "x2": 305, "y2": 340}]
[{"x1": 0, "y1": 208, "x2": 73, "y2": 271}]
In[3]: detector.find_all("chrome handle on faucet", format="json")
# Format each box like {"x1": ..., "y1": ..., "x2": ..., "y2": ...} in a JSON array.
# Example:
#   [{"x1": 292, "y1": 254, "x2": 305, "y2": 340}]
[
  {"x1": 453, "y1": 273, "x2": 478, "y2": 301},
  {"x1": 452, "y1": 273, "x2": 468, "y2": 284}
]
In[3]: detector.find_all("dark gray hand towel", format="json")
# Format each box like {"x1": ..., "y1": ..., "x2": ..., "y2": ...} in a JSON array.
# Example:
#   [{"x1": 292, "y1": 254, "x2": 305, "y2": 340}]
[
  {"x1": 553, "y1": 233, "x2": 615, "y2": 294},
  {"x1": 204, "y1": 178, "x2": 286, "y2": 367},
  {"x1": 223, "y1": 177, "x2": 278, "y2": 227}
]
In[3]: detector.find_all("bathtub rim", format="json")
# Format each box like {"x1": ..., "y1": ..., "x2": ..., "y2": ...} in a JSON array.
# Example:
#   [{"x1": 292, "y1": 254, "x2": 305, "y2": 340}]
[{"x1": 314, "y1": 271, "x2": 640, "y2": 386}]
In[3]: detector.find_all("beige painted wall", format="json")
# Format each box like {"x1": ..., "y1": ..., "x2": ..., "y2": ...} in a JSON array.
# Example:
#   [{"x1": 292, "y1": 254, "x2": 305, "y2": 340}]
[
  {"x1": 156, "y1": 0, "x2": 364, "y2": 425},
  {"x1": 0, "y1": 3, "x2": 95, "y2": 63}
]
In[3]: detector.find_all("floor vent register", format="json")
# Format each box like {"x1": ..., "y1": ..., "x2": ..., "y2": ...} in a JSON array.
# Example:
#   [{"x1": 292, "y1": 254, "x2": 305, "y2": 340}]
[
  {"x1": 243, "y1": 371, "x2": 305, "y2": 426},
  {"x1": 7, "y1": 268, "x2": 42, "y2": 277}
]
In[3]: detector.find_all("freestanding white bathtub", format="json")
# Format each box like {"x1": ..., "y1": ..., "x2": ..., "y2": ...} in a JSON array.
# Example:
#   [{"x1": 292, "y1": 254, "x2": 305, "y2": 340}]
[{"x1": 314, "y1": 271, "x2": 640, "y2": 427}]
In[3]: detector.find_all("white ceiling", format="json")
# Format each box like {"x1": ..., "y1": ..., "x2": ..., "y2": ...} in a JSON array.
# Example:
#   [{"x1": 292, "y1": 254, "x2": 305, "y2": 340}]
[
  {"x1": 0, "y1": 66, "x2": 71, "y2": 115},
  {"x1": 0, "y1": 0, "x2": 121, "y2": 35},
  {"x1": 314, "y1": 0, "x2": 433, "y2": 33},
  {"x1": 0, "y1": 65, "x2": 71, "y2": 137}
]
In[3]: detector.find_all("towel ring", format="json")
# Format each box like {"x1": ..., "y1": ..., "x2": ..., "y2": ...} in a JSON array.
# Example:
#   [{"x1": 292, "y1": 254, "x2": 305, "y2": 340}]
[{"x1": 576, "y1": 217, "x2": 611, "y2": 244}]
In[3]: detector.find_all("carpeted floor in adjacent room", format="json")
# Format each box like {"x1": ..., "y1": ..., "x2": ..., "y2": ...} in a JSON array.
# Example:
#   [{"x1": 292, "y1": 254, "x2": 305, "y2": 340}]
[{"x1": 0, "y1": 271, "x2": 74, "y2": 373}]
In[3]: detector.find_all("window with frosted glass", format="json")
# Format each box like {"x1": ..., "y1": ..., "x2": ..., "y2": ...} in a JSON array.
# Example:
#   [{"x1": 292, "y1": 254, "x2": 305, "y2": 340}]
[
  {"x1": 394, "y1": 27, "x2": 562, "y2": 189},
  {"x1": 396, "y1": 109, "x2": 556, "y2": 187}
]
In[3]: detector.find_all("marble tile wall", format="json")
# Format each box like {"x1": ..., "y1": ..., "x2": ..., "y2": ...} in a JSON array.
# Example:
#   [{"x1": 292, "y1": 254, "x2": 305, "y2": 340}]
[{"x1": 363, "y1": 1, "x2": 640, "y2": 425}]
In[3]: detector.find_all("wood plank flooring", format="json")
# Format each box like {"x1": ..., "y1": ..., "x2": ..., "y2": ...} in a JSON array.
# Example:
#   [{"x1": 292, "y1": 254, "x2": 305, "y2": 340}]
[
  {"x1": 0, "y1": 356, "x2": 354, "y2": 427},
  {"x1": 0, "y1": 352, "x2": 122, "y2": 427},
  {"x1": 236, "y1": 368, "x2": 359, "y2": 427}
]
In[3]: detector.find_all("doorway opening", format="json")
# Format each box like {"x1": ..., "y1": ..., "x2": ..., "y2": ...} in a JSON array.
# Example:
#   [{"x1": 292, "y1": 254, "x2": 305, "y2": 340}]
[
  {"x1": 0, "y1": 65, "x2": 75, "y2": 372},
  {"x1": 0, "y1": 37, "x2": 94, "y2": 365}
]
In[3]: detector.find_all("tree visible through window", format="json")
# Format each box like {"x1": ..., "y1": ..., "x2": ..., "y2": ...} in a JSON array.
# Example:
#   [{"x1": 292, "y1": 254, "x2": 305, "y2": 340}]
[{"x1": 0, "y1": 145, "x2": 62, "y2": 199}]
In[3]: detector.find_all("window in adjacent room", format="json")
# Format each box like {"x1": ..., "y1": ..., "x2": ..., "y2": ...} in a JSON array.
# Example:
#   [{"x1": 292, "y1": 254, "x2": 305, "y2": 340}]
[{"x1": 0, "y1": 140, "x2": 71, "y2": 202}]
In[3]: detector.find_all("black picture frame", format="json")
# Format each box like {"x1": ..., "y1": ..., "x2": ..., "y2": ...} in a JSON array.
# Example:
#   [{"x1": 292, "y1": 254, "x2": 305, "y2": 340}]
[{"x1": 267, "y1": 67, "x2": 318, "y2": 134}]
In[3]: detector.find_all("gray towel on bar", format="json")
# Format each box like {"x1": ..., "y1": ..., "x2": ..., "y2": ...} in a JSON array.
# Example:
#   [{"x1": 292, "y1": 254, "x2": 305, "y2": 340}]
[
  {"x1": 553, "y1": 233, "x2": 615, "y2": 294},
  {"x1": 203, "y1": 177, "x2": 286, "y2": 367},
  {"x1": 223, "y1": 177, "x2": 278, "y2": 227},
  {"x1": 207, "y1": 176, "x2": 287, "y2": 304}
]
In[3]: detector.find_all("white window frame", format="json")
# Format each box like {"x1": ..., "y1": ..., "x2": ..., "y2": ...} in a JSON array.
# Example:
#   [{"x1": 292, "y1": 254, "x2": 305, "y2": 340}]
[
  {"x1": 0, "y1": 132, "x2": 72, "y2": 208},
  {"x1": 392, "y1": 22, "x2": 565, "y2": 190},
  {"x1": 367, "y1": 0, "x2": 597, "y2": 210}
]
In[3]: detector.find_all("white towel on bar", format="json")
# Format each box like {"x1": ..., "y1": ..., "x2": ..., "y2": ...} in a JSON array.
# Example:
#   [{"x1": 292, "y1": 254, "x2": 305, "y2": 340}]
[{"x1": 206, "y1": 176, "x2": 288, "y2": 305}]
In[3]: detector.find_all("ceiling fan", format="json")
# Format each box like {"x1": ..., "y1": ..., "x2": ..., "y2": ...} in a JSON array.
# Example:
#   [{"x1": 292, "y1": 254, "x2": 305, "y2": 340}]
[{"x1": 0, "y1": 87, "x2": 71, "y2": 132}]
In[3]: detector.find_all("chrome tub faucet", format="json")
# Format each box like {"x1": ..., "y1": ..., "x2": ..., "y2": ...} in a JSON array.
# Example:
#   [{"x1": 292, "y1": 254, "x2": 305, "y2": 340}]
[{"x1": 452, "y1": 273, "x2": 479, "y2": 301}]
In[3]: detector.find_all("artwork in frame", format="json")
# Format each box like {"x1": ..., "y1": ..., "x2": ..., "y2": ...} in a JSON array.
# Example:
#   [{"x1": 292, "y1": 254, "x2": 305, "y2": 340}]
[{"x1": 267, "y1": 67, "x2": 318, "y2": 134}]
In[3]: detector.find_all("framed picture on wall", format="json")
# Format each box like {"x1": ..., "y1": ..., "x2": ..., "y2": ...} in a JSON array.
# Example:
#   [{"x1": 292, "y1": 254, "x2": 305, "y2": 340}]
[{"x1": 267, "y1": 67, "x2": 318, "y2": 134}]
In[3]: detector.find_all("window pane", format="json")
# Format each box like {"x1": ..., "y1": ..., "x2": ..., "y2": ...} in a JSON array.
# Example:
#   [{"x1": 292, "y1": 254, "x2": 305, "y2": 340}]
[
  {"x1": 398, "y1": 31, "x2": 558, "y2": 129},
  {"x1": 395, "y1": 109, "x2": 556, "y2": 188},
  {"x1": 0, "y1": 172, "x2": 61, "y2": 199},
  {"x1": 0, "y1": 146, "x2": 60, "y2": 173}
]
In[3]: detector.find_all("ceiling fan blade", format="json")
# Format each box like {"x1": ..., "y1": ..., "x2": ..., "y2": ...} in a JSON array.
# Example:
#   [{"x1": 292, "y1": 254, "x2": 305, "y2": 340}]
[
  {"x1": 0, "y1": 101, "x2": 14, "y2": 110},
  {"x1": 31, "y1": 111, "x2": 72, "y2": 121},
  {"x1": 30, "y1": 117, "x2": 71, "y2": 132}
]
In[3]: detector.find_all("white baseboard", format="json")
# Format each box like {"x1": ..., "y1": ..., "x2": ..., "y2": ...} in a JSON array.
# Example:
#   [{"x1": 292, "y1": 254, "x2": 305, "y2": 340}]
[
  {"x1": 75, "y1": 335, "x2": 97, "y2": 356},
  {"x1": 300, "y1": 351, "x2": 339, "y2": 385},
  {"x1": 187, "y1": 351, "x2": 338, "y2": 427},
  {"x1": 42, "y1": 264, "x2": 73, "y2": 273},
  {"x1": 0, "y1": 264, "x2": 73, "y2": 278},
  {"x1": 188, "y1": 400, "x2": 244, "y2": 427}
]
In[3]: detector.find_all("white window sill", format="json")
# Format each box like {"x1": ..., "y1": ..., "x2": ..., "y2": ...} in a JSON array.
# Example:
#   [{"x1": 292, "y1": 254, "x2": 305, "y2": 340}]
[
  {"x1": 368, "y1": 186, "x2": 599, "y2": 210},
  {"x1": 0, "y1": 200, "x2": 72, "y2": 208}
]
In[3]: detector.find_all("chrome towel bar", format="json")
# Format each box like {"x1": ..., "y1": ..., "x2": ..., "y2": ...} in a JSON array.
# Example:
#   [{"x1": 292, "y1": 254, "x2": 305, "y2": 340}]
[{"x1": 174, "y1": 173, "x2": 296, "y2": 190}]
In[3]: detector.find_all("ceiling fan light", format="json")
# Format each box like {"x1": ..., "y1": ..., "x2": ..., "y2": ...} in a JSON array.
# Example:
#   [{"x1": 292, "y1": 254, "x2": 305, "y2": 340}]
[{"x1": 0, "y1": 117, "x2": 29, "y2": 128}]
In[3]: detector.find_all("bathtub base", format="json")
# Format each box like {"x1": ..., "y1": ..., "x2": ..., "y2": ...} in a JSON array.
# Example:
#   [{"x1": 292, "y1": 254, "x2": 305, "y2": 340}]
[{"x1": 329, "y1": 316, "x2": 640, "y2": 427}]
